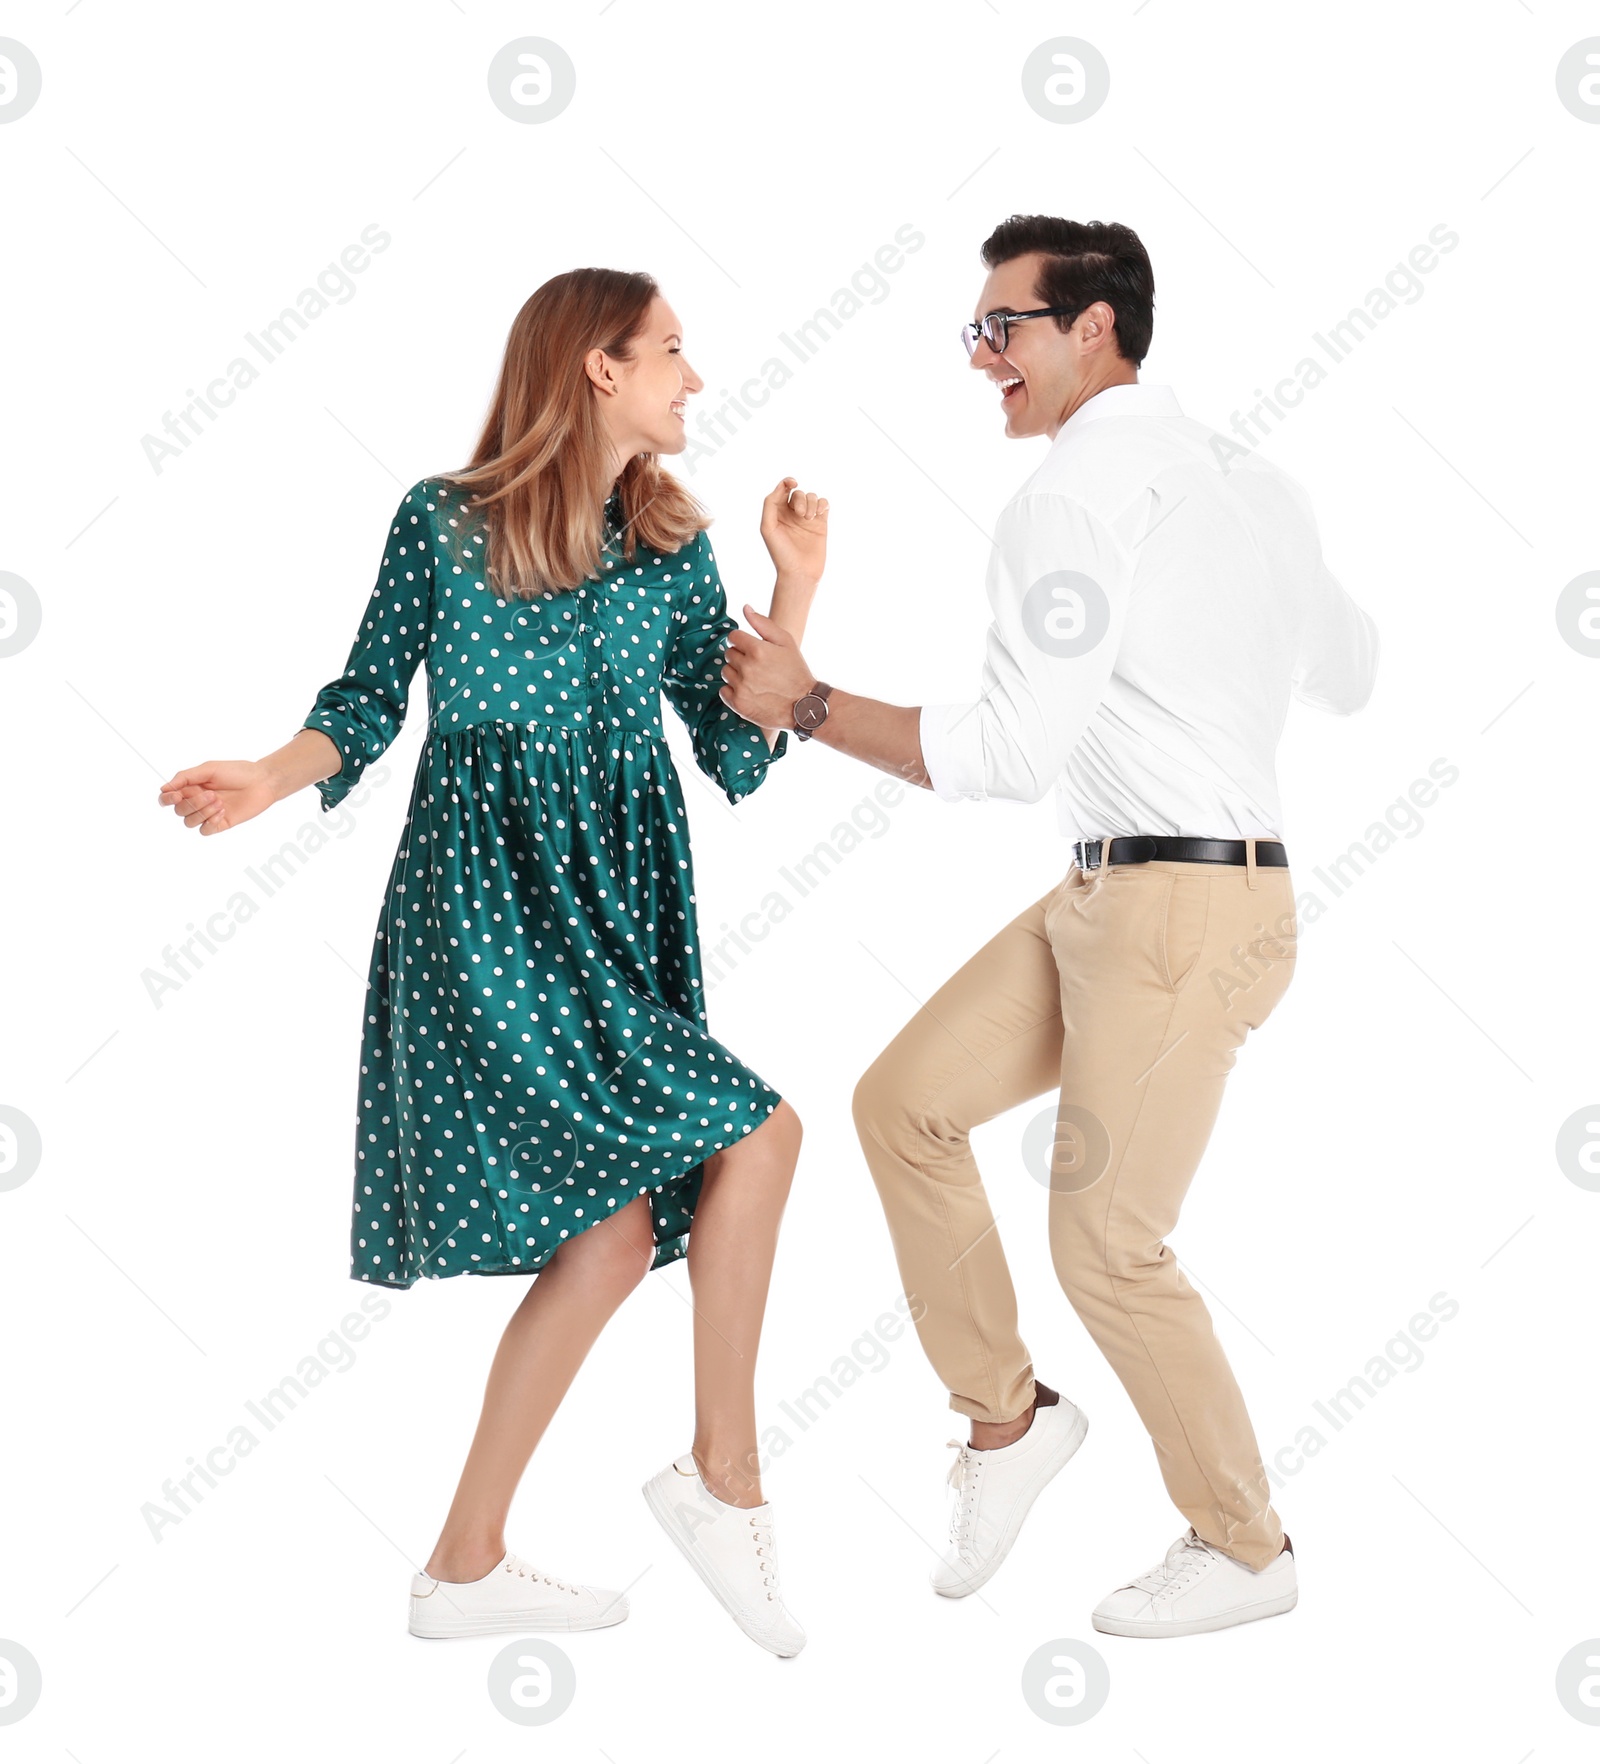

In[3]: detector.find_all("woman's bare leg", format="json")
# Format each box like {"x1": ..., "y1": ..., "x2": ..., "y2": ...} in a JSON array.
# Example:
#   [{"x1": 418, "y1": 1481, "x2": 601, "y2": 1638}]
[
  {"x1": 685, "y1": 1099, "x2": 803, "y2": 1509},
  {"x1": 423, "y1": 1192, "x2": 657, "y2": 1581}
]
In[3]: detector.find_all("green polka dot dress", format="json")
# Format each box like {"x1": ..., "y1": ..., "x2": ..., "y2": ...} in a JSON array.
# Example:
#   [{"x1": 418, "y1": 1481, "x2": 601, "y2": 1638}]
[{"x1": 301, "y1": 478, "x2": 790, "y2": 1288}]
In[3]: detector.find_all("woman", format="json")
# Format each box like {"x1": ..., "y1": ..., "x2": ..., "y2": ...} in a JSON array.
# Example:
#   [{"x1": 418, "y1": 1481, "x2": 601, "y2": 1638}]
[{"x1": 157, "y1": 269, "x2": 826, "y2": 1658}]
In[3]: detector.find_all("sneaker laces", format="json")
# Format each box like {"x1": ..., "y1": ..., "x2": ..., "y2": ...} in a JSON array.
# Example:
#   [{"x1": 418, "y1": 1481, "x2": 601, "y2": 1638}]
[
  {"x1": 748, "y1": 1512, "x2": 781, "y2": 1601},
  {"x1": 943, "y1": 1439, "x2": 984, "y2": 1556},
  {"x1": 1129, "y1": 1530, "x2": 1216, "y2": 1599},
  {"x1": 507, "y1": 1557, "x2": 581, "y2": 1597}
]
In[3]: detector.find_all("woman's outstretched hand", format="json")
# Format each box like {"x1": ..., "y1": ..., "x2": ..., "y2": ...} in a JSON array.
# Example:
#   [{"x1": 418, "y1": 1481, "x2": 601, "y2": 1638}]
[
  {"x1": 760, "y1": 477, "x2": 828, "y2": 584},
  {"x1": 158, "y1": 759, "x2": 276, "y2": 836},
  {"x1": 159, "y1": 729, "x2": 342, "y2": 834}
]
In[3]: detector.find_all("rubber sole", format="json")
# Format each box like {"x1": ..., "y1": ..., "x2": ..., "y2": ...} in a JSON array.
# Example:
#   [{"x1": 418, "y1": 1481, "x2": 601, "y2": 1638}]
[
  {"x1": 1091, "y1": 1588, "x2": 1298, "y2": 1638},
  {"x1": 641, "y1": 1474, "x2": 804, "y2": 1658},
  {"x1": 408, "y1": 1593, "x2": 629, "y2": 1639},
  {"x1": 932, "y1": 1402, "x2": 1090, "y2": 1600}
]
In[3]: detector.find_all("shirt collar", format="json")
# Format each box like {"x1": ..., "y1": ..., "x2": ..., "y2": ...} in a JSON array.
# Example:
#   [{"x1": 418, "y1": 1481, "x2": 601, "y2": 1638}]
[{"x1": 1055, "y1": 380, "x2": 1183, "y2": 441}]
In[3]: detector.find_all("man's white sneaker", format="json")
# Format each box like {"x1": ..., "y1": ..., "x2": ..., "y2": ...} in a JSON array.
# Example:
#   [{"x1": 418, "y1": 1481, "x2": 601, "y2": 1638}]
[
  {"x1": 641, "y1": 1453, "x2": 806, "y2": 1658},
  {"x1": 931, "y1": 1395, "x2": 1089, "y2": 1599},
  {"x1": 1091, "y1": 1530, "x2": 1297, "y2": 1638},
  {"x1": 408, "y1": 1550, "x2": 629, "y2": 1639}
]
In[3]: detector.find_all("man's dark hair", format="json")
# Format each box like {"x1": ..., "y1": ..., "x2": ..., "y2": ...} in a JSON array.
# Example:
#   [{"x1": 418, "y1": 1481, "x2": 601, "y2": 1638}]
[{"x1": 979, "y1": 216, "x2": 1155, "y2": 367}]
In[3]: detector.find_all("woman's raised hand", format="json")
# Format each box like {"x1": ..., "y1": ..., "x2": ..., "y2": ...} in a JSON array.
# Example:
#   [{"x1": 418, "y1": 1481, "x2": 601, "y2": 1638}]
[
  {"x1": 760, "y1": 477, "x2": 828, "y2": 584},
  {"x1": 157, "y1": 759, "x2": 277, "y2": 836}
]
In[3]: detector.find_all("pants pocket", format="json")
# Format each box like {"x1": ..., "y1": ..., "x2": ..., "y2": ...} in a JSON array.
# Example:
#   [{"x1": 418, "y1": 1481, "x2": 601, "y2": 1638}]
[
  {"x1": 1159, "y1": 873, "x2": 1210, "y2": 992},
  {"x1": 1040, "y1": 870, "x2": 1076, "y2": 940},
  {"x1": 1228, "y1": 886, "x2": 1299, "y2": 1024}
]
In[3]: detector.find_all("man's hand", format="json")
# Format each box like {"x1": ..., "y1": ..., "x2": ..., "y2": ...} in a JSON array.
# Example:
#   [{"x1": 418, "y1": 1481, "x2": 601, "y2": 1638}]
[
  {"x1": 721, "y1": 605, "x2": 816, "y2": 731},
  {"x1": 723, "y1": 612, "x2": 933, "y2": 787}
]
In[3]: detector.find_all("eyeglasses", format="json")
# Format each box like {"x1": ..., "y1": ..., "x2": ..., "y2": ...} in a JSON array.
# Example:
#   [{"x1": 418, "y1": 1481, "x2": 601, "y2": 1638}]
[{"x1": 958, "y1": 306, "x2": 1080, "y2": 360}]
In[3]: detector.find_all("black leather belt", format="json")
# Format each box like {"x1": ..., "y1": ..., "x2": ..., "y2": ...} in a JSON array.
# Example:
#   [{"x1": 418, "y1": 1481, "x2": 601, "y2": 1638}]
[{"x1": 1073, "y1": 836, "x2": 1289, "y2": 871}]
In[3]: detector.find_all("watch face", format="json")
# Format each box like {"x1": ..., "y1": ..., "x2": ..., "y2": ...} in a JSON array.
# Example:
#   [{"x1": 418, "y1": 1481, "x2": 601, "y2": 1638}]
[{"x1": 795, "y1": 694, "x2": 826, "y2": 730}]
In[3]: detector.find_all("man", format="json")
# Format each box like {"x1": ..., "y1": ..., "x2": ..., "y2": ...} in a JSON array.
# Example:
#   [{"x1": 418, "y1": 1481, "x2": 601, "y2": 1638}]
[{"x1": 720, "y1": 215, "x2": 1378, "y2": 1638}]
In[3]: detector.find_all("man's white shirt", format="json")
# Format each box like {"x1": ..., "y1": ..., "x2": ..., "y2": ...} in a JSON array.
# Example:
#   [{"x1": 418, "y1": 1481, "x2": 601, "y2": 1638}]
[{"x1": 918, "y1": 381, "x2": 1379, "y2": 843}]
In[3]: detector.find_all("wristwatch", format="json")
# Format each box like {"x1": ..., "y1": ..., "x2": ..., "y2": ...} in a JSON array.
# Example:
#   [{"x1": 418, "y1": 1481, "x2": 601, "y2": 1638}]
[{"x1": 792, "y1": 681, "x2": 833, "y2": 741}]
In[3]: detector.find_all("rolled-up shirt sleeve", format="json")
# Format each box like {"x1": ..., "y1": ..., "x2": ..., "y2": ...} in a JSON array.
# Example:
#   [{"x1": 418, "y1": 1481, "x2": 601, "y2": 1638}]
[{"x1": 920, "y1": 491, "x2": 1131, "y2": 804}]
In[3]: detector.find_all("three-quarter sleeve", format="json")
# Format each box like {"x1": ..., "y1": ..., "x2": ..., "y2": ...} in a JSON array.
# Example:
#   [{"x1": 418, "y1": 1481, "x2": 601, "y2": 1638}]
[
  {"x1": 300, "y1": 483, "x2": 435, "y2": 813},
  {"x1": 661, "y1": 529, "x2": 788, "y2": 804}
]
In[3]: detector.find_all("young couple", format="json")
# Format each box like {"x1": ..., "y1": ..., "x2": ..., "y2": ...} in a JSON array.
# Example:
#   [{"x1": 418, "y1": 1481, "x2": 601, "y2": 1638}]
[{"x1": 158, "y1": 215, "x2": 1377, "y2": 1658}]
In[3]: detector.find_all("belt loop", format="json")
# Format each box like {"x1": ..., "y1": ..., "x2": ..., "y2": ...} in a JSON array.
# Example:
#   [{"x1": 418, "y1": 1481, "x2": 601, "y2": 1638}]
[{"x1": 1245, "y1": 837, "x2": 1259, "y2": 890}]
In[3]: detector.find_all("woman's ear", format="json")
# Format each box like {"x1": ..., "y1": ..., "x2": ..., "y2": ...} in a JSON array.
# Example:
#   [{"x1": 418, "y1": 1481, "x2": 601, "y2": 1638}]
[{"x1": 583, "y1": 347, "x2": 616, "y2": 395}]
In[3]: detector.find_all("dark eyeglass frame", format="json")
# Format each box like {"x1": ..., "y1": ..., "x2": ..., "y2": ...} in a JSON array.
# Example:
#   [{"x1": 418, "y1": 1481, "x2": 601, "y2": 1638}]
[{"x1": 959, "y1": 305, "x2": 1080, "y2": 360}]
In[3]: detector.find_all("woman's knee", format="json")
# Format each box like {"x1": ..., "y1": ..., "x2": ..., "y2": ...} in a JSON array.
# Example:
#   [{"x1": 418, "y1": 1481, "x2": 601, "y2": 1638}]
[
  {"x1": 558, "y1": 1198, "x2": 656, "y2": 1294},
  {"x1": 769, "y1": 1096, "x2": 803, "y2": 1151}
]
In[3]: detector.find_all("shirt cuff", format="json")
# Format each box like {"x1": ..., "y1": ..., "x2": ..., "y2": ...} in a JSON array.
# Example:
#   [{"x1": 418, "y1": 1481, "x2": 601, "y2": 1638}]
[{"x1": 919, "y1": 701, "x2": 988, "y2": 802}]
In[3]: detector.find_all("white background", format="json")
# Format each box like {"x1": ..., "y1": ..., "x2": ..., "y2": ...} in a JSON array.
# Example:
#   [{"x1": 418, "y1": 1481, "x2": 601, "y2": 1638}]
[{"x1": 3, "y1": 1, "x2": 1598, "y2": 1756}]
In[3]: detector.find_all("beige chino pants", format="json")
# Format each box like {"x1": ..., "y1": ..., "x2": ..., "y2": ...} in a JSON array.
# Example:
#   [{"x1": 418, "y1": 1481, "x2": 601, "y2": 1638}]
[{"x1": 853, "y1": 850, "x2": 1298, "y2": 1569}]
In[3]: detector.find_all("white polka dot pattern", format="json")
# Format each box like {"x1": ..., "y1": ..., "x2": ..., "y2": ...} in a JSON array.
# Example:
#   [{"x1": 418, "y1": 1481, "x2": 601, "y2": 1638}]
[{"x1": 301, "y1": 479, "x2": 791, "y2": 1287}]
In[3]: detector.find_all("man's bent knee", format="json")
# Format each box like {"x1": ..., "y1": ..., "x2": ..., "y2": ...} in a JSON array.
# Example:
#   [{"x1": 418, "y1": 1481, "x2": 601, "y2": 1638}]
[
  {"x1": 852, "y1": 1053, "x2": 933, "y2": 1159},
  {"x1": 1050, "y1": 1202, "x2": 1176, "y2": 1304}
]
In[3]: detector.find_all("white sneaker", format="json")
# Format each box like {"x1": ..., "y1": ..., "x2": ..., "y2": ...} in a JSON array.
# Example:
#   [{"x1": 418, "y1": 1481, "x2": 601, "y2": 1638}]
[
  {"x1": 408, "y1": 1550, "x2": 629, "y2": 1639},
  {"x1": 1091, "y1": 1530, "x2": 1297, "y2": 1637},
  {"x1": 641, "y1": 1453, "x2": 806, "y2": 1658},
  {"x1": 931, "y1": 1395, "x2": 1089, "y2": 1598}
]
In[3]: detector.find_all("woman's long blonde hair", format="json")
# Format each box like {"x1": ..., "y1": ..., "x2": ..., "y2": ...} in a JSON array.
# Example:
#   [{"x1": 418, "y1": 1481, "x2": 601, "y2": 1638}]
[{"x1": 441, "y1": 268, "x2": 707, "y2": 599}]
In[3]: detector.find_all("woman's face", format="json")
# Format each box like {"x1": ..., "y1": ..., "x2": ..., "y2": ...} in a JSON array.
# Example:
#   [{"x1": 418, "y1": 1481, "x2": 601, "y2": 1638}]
[{"x1": 590, "y1": 294, "x2": 704, "y2": 465}]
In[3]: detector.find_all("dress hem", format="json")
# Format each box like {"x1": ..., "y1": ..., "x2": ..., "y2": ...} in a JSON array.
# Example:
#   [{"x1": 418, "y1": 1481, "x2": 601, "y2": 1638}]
[{"x1": 348, "y1": 1087, "x2": 784, "y2": 1290}]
